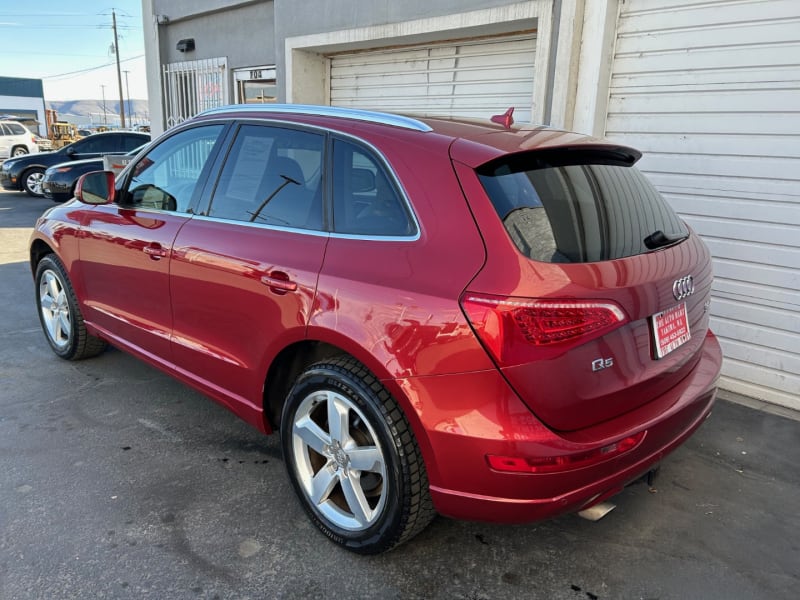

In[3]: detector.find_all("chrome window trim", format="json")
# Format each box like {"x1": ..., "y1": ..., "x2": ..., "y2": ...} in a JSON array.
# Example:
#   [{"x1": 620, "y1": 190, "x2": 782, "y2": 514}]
[
  {"x1": 191, "y1": 214, "x2": 331, "y2": 238},
  {"x1": 189, "y1": 214, "x2": 420, "y2": 242},
  {"x1": 330, "y1": 230, "x2": 421, "y2": 242},
  {"x1": 197, "y1": 104, "x2": 433, "y2": 133},
  {"x1": 121, "y1": 206, "x2": 421, "y2": 242}
]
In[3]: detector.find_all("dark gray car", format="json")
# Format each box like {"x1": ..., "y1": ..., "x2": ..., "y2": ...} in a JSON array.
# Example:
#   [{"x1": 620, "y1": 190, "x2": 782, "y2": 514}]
[{"x1": 0, "y1": 131, "x2": 150, "y2": 196}]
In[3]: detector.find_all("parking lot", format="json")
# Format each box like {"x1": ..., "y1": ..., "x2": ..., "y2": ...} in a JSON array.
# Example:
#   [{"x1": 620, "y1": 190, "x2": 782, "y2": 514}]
[{"x1": 1, "y1": 191, "x2": 798, "y2": 599}]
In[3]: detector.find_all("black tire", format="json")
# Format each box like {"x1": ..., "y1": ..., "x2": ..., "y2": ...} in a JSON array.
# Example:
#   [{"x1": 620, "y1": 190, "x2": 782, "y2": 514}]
[
  {"x1": 23, "y1": 167, "x2": 45, "y2": 197},
  {"x1": 281, "y1": 356, "x2": 435, "y2": 554},
  {"x1": 12, "y1": 146, "x2": 29, "y2": 157},
  {"x1": 35, "y1": 255, "x2": 107, "y2": 360}
]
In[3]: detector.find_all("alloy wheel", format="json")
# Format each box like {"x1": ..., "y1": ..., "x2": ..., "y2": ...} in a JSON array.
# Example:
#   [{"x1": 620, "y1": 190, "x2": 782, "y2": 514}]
[
  {"x1": 39, "y1": 269, "x2": 71, "y2": 349},
  {"x1": 291, "y1": 389, "x2": 388, "y2": 531},
  {"x1": 26, "y1": 171, "x2": 44, "y2": 195}
]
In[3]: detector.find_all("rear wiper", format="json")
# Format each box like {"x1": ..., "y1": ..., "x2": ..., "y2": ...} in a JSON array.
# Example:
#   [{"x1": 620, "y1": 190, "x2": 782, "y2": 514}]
[{"x1": 643, "y1": 230, "x2": 689, "y2": 250}]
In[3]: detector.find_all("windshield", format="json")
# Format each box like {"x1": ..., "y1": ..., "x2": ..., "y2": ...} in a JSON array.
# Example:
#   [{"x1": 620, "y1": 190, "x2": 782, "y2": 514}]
[{"x1": 478, "y1": 153, "x2": 688, "y2": 263}]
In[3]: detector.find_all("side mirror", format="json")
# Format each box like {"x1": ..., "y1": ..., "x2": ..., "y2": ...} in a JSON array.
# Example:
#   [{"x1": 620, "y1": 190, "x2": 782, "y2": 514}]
[
  {"x1": 65, "y1": 146, "x2": 76, "y2": 156},
  {"x1": 75, "y1": 170, "x2": 115, "y2": 205}
]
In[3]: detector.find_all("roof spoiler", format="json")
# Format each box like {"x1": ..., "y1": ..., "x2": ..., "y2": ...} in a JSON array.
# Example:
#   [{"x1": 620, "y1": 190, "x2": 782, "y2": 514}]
[{"x1": 476, "y1": 144, "x2": 643, "y2": 175}]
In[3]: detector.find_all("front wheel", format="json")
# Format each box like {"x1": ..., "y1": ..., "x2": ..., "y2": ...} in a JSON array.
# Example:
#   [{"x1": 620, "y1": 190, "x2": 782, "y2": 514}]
[
  {"x1": 23, "y1": 168, "x2": 45, "y2": 196},
  {"x1": 35, "y1": 255, "x2": 107, "y2": 360},
  {"x1": 281, "y1": 357, "x2": 435, "y2": 554}
]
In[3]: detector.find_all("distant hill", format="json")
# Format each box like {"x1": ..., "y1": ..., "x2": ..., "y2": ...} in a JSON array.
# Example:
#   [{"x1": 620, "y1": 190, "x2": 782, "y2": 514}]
[{"x1": 46, "y1": 99, "x2": 149, "y2": 127}]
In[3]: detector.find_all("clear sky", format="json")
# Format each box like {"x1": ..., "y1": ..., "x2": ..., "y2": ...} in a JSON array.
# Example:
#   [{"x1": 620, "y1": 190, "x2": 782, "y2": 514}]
[{"x1": 0, "y1": 1, "x2": 148, "y2": 102}]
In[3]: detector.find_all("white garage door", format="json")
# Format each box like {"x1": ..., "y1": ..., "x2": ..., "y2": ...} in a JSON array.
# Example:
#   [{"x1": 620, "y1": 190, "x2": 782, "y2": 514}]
[
  {"x1": 605, "y1": 0, "x2": 800, "y2": 409},
  {"x1": 329, "y1": 35, "x2": 536, "y2": 122}
]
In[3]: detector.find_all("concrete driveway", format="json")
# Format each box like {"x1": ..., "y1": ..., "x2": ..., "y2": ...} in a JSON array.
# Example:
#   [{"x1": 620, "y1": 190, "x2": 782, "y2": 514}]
[{"x1": 1, "y1": 191, "x2": 798, "y2": 599}]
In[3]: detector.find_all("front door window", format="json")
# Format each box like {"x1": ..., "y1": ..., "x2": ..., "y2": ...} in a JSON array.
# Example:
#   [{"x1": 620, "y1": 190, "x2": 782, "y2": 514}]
[{"x1": 123, "y1": 125, "x2": 224, "y2": 212}]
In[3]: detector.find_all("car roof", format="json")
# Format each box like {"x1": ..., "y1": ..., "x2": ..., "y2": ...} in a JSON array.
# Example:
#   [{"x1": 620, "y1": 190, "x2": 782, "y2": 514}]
[
  {"x1": 192, "y1": 104, "x2": 639, "y2": 168},
  {"x1": 81, "y1": 130, "x2": 149, "y2": 137}
]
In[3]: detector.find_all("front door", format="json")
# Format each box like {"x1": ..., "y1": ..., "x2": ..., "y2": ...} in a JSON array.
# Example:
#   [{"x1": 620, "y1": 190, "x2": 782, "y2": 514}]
[{"x1": 78, "y1": 124, "x2": 226, "y2": 362}]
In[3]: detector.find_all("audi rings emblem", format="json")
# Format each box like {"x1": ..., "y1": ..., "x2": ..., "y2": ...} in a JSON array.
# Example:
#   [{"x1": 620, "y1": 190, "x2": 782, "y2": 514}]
[{"x1": 672, "y1": 275, "x2": 695, "y2": 301}]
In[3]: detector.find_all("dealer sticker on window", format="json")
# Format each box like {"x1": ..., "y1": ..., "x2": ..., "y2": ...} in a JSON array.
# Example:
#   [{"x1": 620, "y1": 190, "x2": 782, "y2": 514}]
[{"x1": 651, "y1": 302, "x2": 691, "y2": 359}]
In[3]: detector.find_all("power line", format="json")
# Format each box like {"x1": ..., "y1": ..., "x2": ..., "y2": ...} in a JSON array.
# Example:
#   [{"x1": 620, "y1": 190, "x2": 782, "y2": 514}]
[
  {"x1": 1, "y1": 51, "x2": 111, "y2": 57},
  {"x1": 0, "y1": 12, "x2": 96, "y2": 17},
  {"x1": 0, "y1": 10, "x2": 136, "y2": 17},
  {"x1": 0, "y1": 24, "x2": 142, "y2": 30},
  {"x1": 43, "y1": 54, "x2": 145, "y2": 80}
]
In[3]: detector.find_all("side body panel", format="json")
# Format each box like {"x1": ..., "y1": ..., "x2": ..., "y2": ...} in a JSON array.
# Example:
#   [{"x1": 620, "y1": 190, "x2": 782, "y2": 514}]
[
  {"x1": 309, "y1": 126, "x2": 491, "y2": 379},
  {"x1": 169, "y1": 218, "x2": 328, "y2": 417}
]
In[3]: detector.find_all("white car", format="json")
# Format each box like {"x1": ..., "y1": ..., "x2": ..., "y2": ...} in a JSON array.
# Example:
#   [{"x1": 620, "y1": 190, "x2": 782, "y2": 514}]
[{"x1": 0, "y1": 120, "x2": 39, "y2": 159}]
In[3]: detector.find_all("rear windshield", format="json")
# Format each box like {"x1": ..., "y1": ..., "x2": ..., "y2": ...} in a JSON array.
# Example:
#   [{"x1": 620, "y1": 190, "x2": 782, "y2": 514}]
[{"x1": 477, "y1": 152, "x2": 688, "y2": 263}]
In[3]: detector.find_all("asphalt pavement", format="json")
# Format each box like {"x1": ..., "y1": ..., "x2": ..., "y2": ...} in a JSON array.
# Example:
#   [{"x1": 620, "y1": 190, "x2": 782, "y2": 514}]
[{"x1": 1, "y1": 191, "x2": 798, "y2": 600}]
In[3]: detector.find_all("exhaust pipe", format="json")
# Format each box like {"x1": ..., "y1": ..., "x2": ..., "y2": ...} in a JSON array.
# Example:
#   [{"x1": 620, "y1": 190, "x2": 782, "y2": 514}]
[{"x1": 577, "y1": 501, "x2": 616, "y2": 522}]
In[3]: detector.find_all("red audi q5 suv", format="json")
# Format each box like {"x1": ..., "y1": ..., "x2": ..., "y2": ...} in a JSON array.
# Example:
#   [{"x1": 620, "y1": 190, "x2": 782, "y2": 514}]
[{"x1": 29, "y1": 104, "x2": 721, "y2": 553}]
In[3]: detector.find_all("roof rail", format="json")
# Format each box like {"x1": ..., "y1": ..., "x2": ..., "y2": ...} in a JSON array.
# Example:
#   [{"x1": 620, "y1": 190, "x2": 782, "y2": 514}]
[{"x1": 196, "y1": 104, "x2": 433, "y2": 132}]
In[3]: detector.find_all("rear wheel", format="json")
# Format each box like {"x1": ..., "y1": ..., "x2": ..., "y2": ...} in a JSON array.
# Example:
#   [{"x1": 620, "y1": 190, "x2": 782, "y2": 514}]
[
  {"x1": 23, "y1": 168, "x2": 45, "y2": 196},
  {"x1": 35, "y1": 255, "x2": 107, "y2": 360},
  {"x1": 12, "y1": 146, "x2": 28, "y2": 157},
  {"x1": 281, "y1": 356, "x2": 435, "y2": 554}
]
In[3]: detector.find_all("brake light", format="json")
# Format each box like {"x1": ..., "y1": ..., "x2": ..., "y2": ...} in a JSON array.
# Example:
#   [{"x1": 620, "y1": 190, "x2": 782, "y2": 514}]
[
  {"x1": 461, "y1": 293, "x2": 627, "y2": 366},
  {"x1": 487, "y1": 431, "x2": 645, "y2": 474}
]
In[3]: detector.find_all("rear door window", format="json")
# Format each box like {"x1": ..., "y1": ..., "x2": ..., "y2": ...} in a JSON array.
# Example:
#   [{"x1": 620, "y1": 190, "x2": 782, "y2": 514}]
[
  {"x1": 74, "y1": 135, "x2": 121, "y2": 154},
  {"x1": 122, "y1": 135, "x2": 148, "y2": 151},
  {"x1": 207, "y1": 125, "x2": 325, "y2": 230},
  {"x1": 7, "y1": 123, "x2": 26, "y2": 135},
  {"x1": 477, "y1": 151, "x2": 688, "y2": 263}
]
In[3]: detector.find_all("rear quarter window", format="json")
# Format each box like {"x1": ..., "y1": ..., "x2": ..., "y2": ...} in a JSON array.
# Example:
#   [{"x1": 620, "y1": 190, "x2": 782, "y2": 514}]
[
  {"x1": 478, "y1": 151, "x2": 688, "y2": 263},
  {"x1": 331, "y1": 138, "x2": 415, "y2": 237}
]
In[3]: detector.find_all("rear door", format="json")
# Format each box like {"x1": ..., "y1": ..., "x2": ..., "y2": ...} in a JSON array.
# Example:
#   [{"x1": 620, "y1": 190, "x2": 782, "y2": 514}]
[
  {"x1": 78, "y1": 124, "x2": 226, "y2": 361},
  {"x1": 169, "y1": 123, "x2": 328, "y2": 410}
]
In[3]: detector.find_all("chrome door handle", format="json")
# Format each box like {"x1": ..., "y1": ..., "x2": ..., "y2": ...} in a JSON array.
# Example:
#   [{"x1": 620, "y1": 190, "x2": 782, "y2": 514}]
[
  {"x1": 143, "y1": 245, "x2": 168, "y2": 259},
  {"x1": 260, "y1": 272, "x2": 298, "y2": 294}
]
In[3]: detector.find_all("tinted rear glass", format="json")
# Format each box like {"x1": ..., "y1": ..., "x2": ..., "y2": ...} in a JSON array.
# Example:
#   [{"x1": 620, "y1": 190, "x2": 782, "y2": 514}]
[{"x1": 478, "y1": 153, "x2": 688, "y2": 263}]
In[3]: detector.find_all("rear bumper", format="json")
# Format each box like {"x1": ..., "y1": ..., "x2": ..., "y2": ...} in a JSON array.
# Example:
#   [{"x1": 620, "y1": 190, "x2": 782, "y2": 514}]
[{"x1": 400, "y1": 330, "x2": 722, "y2": 523}]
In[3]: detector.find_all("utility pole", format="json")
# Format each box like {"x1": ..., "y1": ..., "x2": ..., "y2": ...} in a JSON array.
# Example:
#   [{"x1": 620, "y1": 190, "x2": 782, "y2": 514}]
[
  {"x1": 101, "y1": 84, "x2": 108, "y2": 125},
  {"x1": 112, "y1": 9, "x2": 126, "y2": 128},
  {"x1": 123, "y1": 70, "x2": 133, "y2": 126}
]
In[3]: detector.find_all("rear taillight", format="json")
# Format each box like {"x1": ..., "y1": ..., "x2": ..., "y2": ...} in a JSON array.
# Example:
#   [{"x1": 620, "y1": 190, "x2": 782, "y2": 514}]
[
  {"x1": 487, "y1": 431, "x2": 645, "y2": 474},
  {"x1": 460, "y1": 293, "x2": 627, "y2": 366}
]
